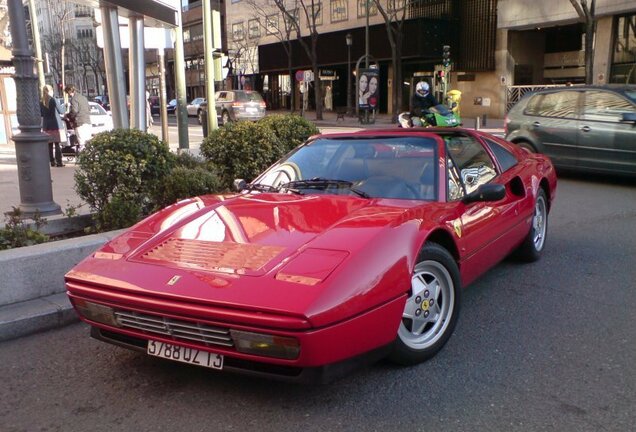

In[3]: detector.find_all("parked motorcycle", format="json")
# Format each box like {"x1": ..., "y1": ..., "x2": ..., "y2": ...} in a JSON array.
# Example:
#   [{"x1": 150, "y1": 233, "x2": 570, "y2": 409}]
[{"x1": 398, "y1": 104, "x2": 461, "y2": 128}]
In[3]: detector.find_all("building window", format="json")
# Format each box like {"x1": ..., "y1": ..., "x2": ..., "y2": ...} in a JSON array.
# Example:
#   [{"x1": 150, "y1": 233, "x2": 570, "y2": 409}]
[
  {"x1": 266, "y1": 14, "x2": 279, "y2": 35},
  {"x1": 283, "y1": 8, "x2": 299, "y2": 30},
  {"x1": 330, "y1": 0, "x2": 348, "y2": 23},
  {"x1": 232, "y1": 22, "x2": 245, "y2": 41},
  {"x1": 248, "y1": 19, "x2": 260, "y2": 39},
  {"x1": 311, "y1": 2, "x2": 323, "y2": 26},
  {"x1": 357, "y1": 0, "x2": 377, "y2": 18}
]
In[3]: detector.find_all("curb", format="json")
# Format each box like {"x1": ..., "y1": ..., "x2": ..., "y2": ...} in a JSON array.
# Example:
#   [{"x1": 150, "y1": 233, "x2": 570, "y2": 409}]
[{"x1": 0, "y1": 293, "x2": 78, "y2": 342}]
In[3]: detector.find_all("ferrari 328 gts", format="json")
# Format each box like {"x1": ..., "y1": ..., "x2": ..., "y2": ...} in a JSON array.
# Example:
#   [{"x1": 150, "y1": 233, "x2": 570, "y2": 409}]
[{"x1": 66, "y1": 128, "x2": 557, "y2": 382}]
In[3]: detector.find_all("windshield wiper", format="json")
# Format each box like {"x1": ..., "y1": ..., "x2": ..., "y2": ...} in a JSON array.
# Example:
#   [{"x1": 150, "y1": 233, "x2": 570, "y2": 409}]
[
  {"x1": 241, "y1": 183, "x2": 280, "y2": 193},
  {"x1": 282, "y1": 177, "x2": 371, "y2": 198}
]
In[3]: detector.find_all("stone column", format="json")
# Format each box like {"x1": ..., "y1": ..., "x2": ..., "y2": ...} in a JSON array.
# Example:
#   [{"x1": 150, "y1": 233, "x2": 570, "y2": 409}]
[{"x1": 7, "y1": 0, "x2": 60, "y2": 216}]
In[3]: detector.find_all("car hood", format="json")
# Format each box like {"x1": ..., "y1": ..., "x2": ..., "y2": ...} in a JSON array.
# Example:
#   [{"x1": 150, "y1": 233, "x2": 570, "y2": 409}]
[{"x1": 67, "y1": 193, "x2": 428, "y2": 322}]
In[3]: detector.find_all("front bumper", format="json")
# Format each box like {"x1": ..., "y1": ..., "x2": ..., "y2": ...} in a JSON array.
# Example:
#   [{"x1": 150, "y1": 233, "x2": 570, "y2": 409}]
[{"x1": 67, "y1": 282, "x2": 405, "y2": 383}]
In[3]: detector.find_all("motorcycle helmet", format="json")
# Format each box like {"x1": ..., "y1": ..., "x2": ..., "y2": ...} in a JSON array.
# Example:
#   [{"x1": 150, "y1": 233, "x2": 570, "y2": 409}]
[{"x1": 415, "y1": 81, "x2": 430, "y2": 97}]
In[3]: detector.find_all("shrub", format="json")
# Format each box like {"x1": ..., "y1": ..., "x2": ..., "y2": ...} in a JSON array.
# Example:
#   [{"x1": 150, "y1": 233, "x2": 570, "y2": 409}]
[
  {"x1": 200, "y1": 121, "x2": 282, "y2": 190},
  {"x1": 0, "y1": 208, "x2": 48, "y2": 250},
  {"x1": 258, "y1": 114, "x2": 319, "y2": 155},
  {"x1": 74, "y1": 129, "x2": 173, "y2": 231},
  {"x1": 153, "y1": 166, "x2": 221, "y2": 209}
]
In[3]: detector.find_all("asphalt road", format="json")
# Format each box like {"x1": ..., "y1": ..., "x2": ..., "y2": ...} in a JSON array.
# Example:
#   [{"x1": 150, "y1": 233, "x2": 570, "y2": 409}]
[{"x1": 1, "y1": 173, "x2": 635, "y2": 432}]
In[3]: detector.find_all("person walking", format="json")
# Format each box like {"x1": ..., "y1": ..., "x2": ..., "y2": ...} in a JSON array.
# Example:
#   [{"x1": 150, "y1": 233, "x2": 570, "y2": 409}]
[
  {"x1": 40, "y1": 84, "x2": 65, "y2": 167},
  {"x1": 64, "y1": 84, "x2": 91, "y2": 151}
]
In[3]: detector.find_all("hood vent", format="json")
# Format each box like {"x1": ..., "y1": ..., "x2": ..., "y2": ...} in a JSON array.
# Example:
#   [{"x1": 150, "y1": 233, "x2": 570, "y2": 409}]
[{"x1": 141, "y1": 238, "x2": 285, "y2": 273}]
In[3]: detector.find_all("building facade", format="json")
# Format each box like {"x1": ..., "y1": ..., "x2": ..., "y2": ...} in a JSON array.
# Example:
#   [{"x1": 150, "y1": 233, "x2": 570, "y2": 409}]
[
  {"x1": 31, "y1": 0, "x2": 105, "y2": 97},
  {"x1": 221, "y1": 0, "x2": 635, "y2": 119}
]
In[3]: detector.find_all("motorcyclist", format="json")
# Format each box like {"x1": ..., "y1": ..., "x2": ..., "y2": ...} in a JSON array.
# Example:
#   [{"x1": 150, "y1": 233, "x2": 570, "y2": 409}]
[{"x1": 410, "y1": 81, "x2": 439, "y2": 126}]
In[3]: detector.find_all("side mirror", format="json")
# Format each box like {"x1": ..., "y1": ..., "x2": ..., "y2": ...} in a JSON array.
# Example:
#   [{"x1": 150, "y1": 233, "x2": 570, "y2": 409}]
[
  {"x1": 462, "y1": 184, "x2": 506, "y2": 204},
  {"x1": 620, "y1": 112, "x2": 636, "y2": 123},
  {"x1": 233, "y1": 179, "x2": 246, "y2": 191}
]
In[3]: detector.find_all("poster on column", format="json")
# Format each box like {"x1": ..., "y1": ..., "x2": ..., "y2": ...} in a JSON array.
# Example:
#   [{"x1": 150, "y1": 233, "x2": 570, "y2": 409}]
[{"x1": 358, "y1": 68, "x2": 379, "y2": 110}]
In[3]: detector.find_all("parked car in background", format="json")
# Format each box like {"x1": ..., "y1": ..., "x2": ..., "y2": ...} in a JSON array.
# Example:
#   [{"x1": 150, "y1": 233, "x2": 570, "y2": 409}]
[
  {"x1": 65, "y1": 128, "x2": 556, "y2": 382},
  {"x1": 198, "y1": 90, "x2": 267, "y2": 125},
  {"x1": 88, "y1": 101, "x2": 114, "y2": 135},
  {"x1": 505, "y1": 85, "x2": 636, "y2": 177},
  {"x1": 186, "y1": 97, "x2": 206, "y2": 117},
  {"x1": 217, "y1": 90, "x2": 266, "y2": 125},
  {"x1": 93, "y1": 95, "x2": 110, "y2": 110},
  {"x1": 167, "y1": 98, "x2": 177, "y2": 114},
  {"x1": 148, "y1": 96, "x2": 160, "y2": 116}
]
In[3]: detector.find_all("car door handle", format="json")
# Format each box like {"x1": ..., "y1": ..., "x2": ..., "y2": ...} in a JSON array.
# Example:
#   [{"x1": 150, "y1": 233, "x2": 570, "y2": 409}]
[
  {"x1": 532, "y1": 121, "x2": 541, "y2": 127},
  {"x1": 580, "y1": 125, "x2": 591, "y2": 132}
]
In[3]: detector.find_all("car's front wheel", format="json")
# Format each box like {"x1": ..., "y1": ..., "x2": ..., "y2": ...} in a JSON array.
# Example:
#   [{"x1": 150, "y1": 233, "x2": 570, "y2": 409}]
[{"x1": 390, "y1": 242, "x2": 461, "y2": 365}]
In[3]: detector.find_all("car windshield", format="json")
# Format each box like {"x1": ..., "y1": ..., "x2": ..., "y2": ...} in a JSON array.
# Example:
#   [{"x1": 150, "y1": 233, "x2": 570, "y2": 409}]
[
  {"x1": 254, "y1": 136, "x2": 438, "y2": 200},
  {"x1": 235, "y1": 92, "x2": 263, "y2": 103}
]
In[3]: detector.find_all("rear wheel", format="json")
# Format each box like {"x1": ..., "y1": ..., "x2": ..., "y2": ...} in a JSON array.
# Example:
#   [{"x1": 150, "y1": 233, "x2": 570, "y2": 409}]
[
  {"x1": 197, "y1": 109, "x2": 203, "y2": 125},
  {"x1": 516, "y1": 140, "x2": 537, "y2": 153},
  {"x1": 222, "y1": 111, "x2": 231, "y2": 125},
  {"x1": 516, "y1": 189, "x2": 548, "y2": 262},
  {"x1": 390, "y1": 243, "x2": 461, "y2": 365}
]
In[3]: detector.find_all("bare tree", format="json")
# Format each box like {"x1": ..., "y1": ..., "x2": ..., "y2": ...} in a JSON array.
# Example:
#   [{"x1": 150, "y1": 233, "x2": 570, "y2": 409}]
[
  {"x1": 273, "y1": 0, "x2": 324, "y2": 120},
  {"x1": 569, "y1": 0, "x2": 596, "y2": 84},
  {"x1": 372, "y1": 0, "x2": 410, "y2": 122},
  {"x1": 244, "y1": 1, "x2": 297, "y2": 112},
  {"x1": 41, "y1": 1, "x2": 74, "y2": 97}
]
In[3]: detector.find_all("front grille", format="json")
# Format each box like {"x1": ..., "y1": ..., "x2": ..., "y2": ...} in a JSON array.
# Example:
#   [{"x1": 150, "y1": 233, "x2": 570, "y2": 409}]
[{"x1": 114, "y1": 310, "x2": 234, "y2": 348}]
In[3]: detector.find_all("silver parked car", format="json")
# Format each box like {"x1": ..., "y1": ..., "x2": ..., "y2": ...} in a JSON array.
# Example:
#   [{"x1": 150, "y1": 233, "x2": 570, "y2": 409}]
[
  {"x1": 199, "y1": 90, "x2": 266, "y2": 125},
  {"x1": 505, "y1": 85, "x2": 636, "y2": 177}
]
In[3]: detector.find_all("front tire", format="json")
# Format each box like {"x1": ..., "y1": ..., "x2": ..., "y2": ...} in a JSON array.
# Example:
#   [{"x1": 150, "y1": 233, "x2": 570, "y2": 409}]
[
  {"x1": 221, "y1": 111, "x2": 231, "y2": 125},
  {"x1": 390, "y1": 243, "x2": 461, "y2": 365},
  {"x1": 516, "y1": 189, "x2": 548, "y2": 262}
]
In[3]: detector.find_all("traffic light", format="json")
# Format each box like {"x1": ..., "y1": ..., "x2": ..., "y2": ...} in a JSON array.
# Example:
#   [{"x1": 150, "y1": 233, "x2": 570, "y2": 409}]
[{"x1": 442, "y1": 45, "x2": 451, "y2": 67}]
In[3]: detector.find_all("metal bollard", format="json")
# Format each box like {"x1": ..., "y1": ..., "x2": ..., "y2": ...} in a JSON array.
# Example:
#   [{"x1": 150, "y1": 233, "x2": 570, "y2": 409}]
[
  {"x1": 475, "y1": 116, "x2": 481, "y2": 130},
  {"x1": 201, "y1": 109, "x2": 208, "y2": 138}
]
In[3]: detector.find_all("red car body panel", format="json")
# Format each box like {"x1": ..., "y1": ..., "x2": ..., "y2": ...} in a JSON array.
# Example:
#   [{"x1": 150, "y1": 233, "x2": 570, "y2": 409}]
[{"x1": 65, "y1": 128, "x2": 556, "y2": 379}]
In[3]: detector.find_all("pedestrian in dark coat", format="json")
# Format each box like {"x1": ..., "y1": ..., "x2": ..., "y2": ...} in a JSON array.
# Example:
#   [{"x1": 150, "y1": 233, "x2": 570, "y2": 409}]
[{"x1": 40, "y1": 84, "x2": 66, "y2": 167}]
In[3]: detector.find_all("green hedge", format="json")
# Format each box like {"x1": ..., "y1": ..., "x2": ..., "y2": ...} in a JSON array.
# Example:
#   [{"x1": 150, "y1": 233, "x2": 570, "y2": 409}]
[
  {"x1": 74, "y1": 129, "x2": 173, "y2": 231},
  {"x1": 258, "y1": 114, "x2": 319, "y2": 154},
  {"x1": 200, "y1": 115, "x2": 319, "y2": 189},
  {"x1": 200, "y1": 121, "x2": 282, "y2": 190}
]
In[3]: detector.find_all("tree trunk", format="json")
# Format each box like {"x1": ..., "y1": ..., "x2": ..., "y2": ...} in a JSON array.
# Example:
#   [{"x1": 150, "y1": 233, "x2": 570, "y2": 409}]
[
  {"x1": 312, "y1": 38, "x2": 323, "y2": 120},
  {"x1": 585, "y1": 21, "x2": 595, "y2": 84}
]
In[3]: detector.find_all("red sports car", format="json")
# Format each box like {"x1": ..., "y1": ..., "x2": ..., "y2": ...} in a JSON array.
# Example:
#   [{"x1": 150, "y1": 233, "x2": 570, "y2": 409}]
[{"x1": 66, "y1": 128, "x2": 557, "y2": 382}]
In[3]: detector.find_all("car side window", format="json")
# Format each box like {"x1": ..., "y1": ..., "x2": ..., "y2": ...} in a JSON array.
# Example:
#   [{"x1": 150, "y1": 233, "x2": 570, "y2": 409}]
[
  {"x1": 484, "y1": 138, "x2": 518, "y2": 173},
  {"x1": 524, "y1": 91, "x2": 580, "y2": 119},
  {"x1": 580, "y1": 91, "x2": 636, "y2": 123},
  {"x1": 446, "y1": 136, "x2": 497, "y2": 195},
  {"x1": 218, "y1": 92, "x2": 227, "y2": 101}
]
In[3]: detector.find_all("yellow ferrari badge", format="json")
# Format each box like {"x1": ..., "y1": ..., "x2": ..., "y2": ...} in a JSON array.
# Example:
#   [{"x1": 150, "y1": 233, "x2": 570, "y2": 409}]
[{"x1": 453, "y1": 220, "x2": 462, "y2": 238}]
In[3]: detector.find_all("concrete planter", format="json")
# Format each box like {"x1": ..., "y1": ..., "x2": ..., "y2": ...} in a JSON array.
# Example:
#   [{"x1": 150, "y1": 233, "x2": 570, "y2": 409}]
[{"x1": 0, "y1": 229, "x2": 123, "y2": 341}]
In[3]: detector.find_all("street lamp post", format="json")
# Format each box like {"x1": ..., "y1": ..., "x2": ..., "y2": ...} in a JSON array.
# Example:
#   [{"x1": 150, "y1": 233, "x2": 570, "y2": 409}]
[
  {"x1": 346, "y1": 33, "x2": 352, "y2": 116},
  {"x1": 7, "y1": 0, "x2": 60, "y2": 216}
]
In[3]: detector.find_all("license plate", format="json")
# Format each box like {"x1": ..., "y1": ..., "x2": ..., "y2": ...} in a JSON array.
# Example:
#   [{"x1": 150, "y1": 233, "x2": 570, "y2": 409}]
[
  {"x1": 246, "y1": 107, "x2": 257, "y2": 113},
  {"x1": 147, "y1": 340, "x2": 224, "y2": 370}
]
